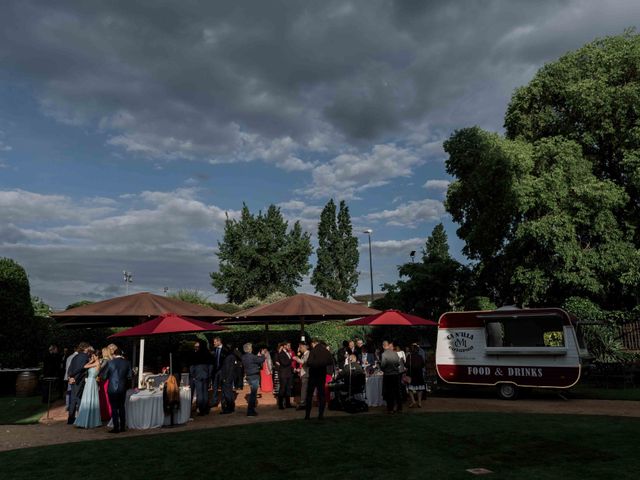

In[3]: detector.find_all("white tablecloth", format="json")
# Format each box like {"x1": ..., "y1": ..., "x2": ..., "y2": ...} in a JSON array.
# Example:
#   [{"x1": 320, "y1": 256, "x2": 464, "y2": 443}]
[
  {"x1": 365, "y1": 375, "x2": 384, "y2": 407},
  {"x1": 126, "y1": 387, "x2": 191, "y2": 429}
]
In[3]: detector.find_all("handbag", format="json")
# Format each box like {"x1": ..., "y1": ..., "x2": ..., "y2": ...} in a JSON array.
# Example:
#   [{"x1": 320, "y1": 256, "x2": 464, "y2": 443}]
[
  {"x1": 398, "y1": 356, "x2": 407, "y2": 374},
  {"x1": 401, "y1": 374, "x2": 412, "y2": 385}
]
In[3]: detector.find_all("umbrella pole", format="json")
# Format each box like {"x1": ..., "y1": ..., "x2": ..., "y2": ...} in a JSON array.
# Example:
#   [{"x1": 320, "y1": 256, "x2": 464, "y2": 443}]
[
  {"x1": 264, "y1": 323, "x2": 269, "y2": 347},
  {"x1": 132, "y1": 343, "x2": 137, "y2": 387},
  {"x1": 138, "y1": 338, "x2": 145, "y2": 388},
  {"x1": 300, "y1": 317, "x2": 305, "y2": 342},
  {"x1": 169, "y1": 352, "x2": 173, "y2": 376}
]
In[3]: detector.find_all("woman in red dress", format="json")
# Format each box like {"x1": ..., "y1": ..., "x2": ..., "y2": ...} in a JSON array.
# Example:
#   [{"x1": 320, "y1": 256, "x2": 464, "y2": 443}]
[
  {"x1": 260, "y1": 349, "x2": 274, "y2": 393},
  {"x1": 98, "y1": 346, "x2": 112, "y2": 422}
]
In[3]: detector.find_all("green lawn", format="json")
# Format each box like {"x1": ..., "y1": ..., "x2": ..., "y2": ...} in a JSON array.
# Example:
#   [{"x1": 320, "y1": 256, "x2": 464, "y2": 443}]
[
  {"x1": 0, "y1": 396, "x2": 48, "y2": 425},
  {"x1": 569, "y1": 385, "x2": 640, "y2": 401},
  {"x1": 1, "y1": 413, "x2": 638, "y2": 479},
  {"x1": 435, "y1": 383, "x2": 640, "y2": 401}
]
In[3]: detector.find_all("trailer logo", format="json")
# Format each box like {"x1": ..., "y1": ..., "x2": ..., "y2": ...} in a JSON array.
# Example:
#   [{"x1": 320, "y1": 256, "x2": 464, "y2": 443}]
[{"x1": 447, "y1": 331, "x2": 474, "y2": 352}]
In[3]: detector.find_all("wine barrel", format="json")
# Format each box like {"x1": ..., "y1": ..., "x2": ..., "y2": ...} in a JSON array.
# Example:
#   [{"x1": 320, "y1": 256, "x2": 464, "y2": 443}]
[{"x1": 15, "y1": 371, "x2": 38, "y2": 397}]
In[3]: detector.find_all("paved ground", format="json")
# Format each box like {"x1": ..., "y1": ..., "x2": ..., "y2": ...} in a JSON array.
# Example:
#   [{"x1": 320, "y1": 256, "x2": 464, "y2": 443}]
[{"x1": 1, "y1": 389, "x2": 639, "y2": 452}]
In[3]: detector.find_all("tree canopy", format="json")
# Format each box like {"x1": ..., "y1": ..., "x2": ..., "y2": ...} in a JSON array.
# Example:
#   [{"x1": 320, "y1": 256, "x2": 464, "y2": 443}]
[
  {"x1": 444, "y1": 31, "x2": 640, "y2": 309},
  {"x1": 505, "y1": 30, "x2": 640, "y2": 218},
  {"x1": 210, "y1": 204, "x2": 312, "y2": 304},
  {"x1": 311, "y1": 199, "x2": 359, "y2": 301}
]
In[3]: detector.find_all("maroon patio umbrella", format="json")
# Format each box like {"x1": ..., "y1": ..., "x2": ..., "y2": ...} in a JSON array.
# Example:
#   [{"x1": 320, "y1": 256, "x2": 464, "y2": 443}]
[
  {"x1": 220, "y1": 293, "x2": 380, "y2": 342},
  {"x1": 52, "y1": 292, "x2": 230, "y2": 327},
  {"x1": 109, "y1": 312, "x2": 226, "y2": 385},
  {"x1": 346, "y1": 309, "x2": 437, "y2": 326},
  {"x1": 221, "y1": 293, "x2": 380, "y2": 325}
]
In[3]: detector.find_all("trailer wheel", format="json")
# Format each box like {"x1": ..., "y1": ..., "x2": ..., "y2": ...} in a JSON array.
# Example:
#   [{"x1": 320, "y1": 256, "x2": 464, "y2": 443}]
[{"x1": 497, "y1": 383, "x2": 518, "y2": 400}]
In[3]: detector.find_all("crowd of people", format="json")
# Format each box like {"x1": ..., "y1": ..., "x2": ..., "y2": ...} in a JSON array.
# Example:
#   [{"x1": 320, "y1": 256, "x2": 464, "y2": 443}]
[
  {"x1": 184, "y1": 337, "x2": 327, "y2": 418},
  {"x1": 186, "y1": 335, "x2": 430, "y2": 418},
  {"x1": 49, "y1": 334, "x2": 430, "y2": 432},
  {"x1": 63, "y1": 342, "x2": 132, "y2": 433}
]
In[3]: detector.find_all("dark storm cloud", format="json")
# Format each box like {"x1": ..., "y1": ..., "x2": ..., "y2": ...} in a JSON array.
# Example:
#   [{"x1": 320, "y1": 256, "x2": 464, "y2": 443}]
[
  {"x1": 2, "y1": 1, "x2": 640, "y2": 307},
  {"x1": 2, "y1": 0, "x2": 637, "y2": 167}
]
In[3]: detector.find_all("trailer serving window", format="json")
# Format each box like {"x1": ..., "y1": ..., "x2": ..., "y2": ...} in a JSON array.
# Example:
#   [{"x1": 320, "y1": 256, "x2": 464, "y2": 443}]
[{"x1": 485, "y1": 314, "x2": 565, "y2": 348}]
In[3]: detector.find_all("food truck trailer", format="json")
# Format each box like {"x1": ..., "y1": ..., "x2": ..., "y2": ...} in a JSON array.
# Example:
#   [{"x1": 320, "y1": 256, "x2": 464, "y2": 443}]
[{"x1": 436, "y1": 307, "x2": 587, "y2": 399}]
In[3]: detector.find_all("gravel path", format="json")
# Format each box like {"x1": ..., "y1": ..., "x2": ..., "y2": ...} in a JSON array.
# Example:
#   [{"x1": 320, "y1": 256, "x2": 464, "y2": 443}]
[{"x1": 1, "y1": 391, "x2": 638, "y2": 453}]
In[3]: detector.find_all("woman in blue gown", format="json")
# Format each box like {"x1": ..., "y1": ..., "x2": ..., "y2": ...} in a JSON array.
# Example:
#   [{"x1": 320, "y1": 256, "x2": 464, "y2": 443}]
[{"x1": 74, "y1": 350, "x2": 102, "y2": 429}]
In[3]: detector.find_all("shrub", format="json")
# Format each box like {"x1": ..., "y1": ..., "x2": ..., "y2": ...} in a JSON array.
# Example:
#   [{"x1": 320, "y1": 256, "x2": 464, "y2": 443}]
[
  {"x1": 0, "y1": 258, "x2": 37, "y2": 367},
  {"x1": 563, "y1": 296, "x2": 638, "y2": 363}
]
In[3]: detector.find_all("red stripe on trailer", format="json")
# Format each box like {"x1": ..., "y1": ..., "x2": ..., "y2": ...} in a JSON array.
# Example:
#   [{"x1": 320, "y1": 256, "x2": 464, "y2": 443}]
[{"x1": 436, "y1": 363, "x2": 581, "y2": 389}]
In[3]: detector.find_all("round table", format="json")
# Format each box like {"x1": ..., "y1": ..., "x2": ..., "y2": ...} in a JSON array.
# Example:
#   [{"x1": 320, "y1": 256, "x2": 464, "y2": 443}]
[
  {"x1": 365, "y1": 374, "x2": 385, "y2": 407},
  {"x1": 125, "y1": 387, "x2": 191, "y2": 429}
]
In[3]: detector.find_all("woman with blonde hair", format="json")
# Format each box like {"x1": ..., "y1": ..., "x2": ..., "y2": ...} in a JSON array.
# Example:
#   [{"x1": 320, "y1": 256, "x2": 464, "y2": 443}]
[
  {"x1": 98, "y1": 347, "x2": 113, "y2": 421},
  {"x1": 163, "y1": 374, "x2": 181, "y2": 425}
]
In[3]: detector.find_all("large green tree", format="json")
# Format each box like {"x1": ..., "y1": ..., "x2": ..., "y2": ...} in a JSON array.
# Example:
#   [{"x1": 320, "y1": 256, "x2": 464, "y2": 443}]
[
  {"x1": 210, "y1": 204, "x2": 312, "y2": 304},
  {"x1": 311, "y1": 199, "x2": 359, "y2": 301},
  {"x1": 444, "y1": 31, "x2": 640, "y2": 308},
  {"x1": 311, "y1": 199, "x2": 338, "y2": 298}
]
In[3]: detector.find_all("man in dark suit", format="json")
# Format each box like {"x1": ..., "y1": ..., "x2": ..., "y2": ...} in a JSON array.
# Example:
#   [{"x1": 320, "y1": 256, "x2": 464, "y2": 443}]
[
  {"x1": 219, "y1": 346, "x2": 241, "y2": 414},
  {"x1": 305, "y1": 338, "x2": 334, "y2": 420},
  {"x1": 101, "y1": 346, "x2": 132, "y2": 433},
  {"x1": 190, "y1": 339, "x2": 213, "y2": 416},
  {"x1": 66, "y1": 342, "x2": 90, "y2": 424},
  {"x1": 275, "y1": 342, "x2": 293, "y2": 409},
  {"x1": 210, "y1": 336, "x2": 227, "y2": 408}
]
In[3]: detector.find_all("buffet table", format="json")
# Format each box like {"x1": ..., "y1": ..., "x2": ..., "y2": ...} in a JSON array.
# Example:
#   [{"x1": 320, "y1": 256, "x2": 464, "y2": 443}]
[
  {"x1": 125, "y1": 387, "x2": 191, "y2": 429},
  {"x1": 365, "y1": 374, "x2": 384, "y2": 407}
]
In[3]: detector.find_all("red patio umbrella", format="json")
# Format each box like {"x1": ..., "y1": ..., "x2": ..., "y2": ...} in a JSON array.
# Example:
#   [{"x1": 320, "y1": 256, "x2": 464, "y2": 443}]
[
  {"x1": 110, "y1": 312, "x2": 226, "y2": 337},
  {"x1": 110, "y1": 312, "x2": 226, "y2": 386},
  {"x1": 345, "y1": 309, "x2": 437, "y2": 326}
]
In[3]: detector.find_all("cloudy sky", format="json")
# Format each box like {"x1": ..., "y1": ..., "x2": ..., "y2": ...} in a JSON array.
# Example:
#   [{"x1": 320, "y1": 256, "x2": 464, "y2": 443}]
[{"x1": 1, "y1": 1, "x2": 638, "y2": 309}]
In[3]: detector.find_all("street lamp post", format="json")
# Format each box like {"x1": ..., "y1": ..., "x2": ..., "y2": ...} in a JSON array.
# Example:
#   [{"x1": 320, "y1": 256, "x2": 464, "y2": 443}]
[
  {"x1": 123, "y1": 270, "x2": 133, "y2": 295},
  {"x1": 363, "y1": 229, "x2": 374, "y2": 306}
]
